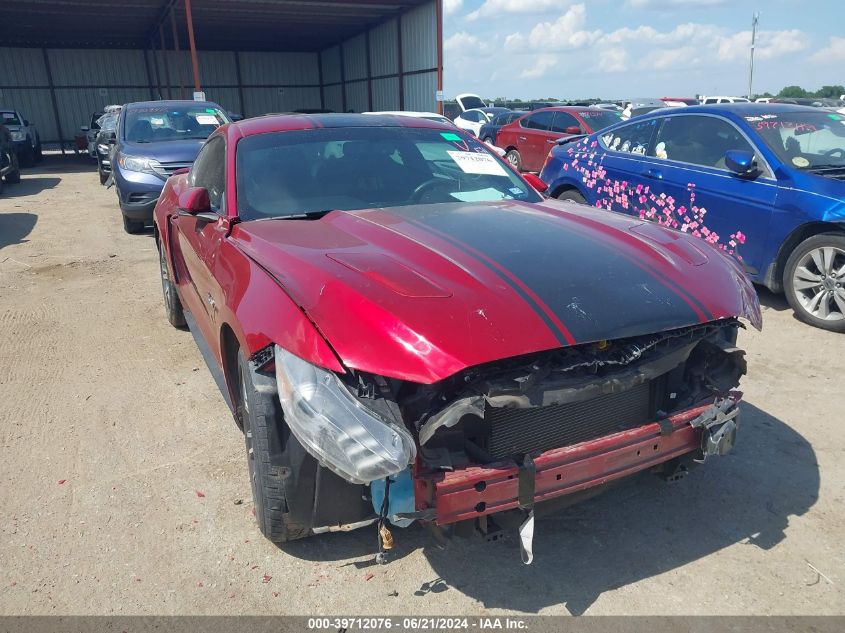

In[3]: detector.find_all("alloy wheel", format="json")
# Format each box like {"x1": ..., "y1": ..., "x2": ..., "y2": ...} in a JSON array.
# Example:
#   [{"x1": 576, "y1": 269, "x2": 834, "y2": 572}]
[{"x1": 791, "y1": 246, "x2": 845, "y2": 321}]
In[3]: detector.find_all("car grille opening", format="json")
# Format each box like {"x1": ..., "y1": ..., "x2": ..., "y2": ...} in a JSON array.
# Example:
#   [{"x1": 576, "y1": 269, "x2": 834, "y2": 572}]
[
  {"x1": 485, "y1": 381, "x2": 653, "y2": 459},
  {"x1": 152, "y1": 161, "x2": 192, "y2": 178}
]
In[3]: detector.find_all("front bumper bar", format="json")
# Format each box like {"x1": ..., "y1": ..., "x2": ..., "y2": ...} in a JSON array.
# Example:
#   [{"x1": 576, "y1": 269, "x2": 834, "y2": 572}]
[{"x1": 417, "y1": 395, "x2": 741, "y2": 525}]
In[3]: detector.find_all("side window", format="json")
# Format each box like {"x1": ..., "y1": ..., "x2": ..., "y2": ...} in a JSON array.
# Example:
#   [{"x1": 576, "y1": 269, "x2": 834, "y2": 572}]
[
  {"x1": 550, "y1": 112, "x2": 580, "y2": 133},
  {"x1": 652, "y1": 115, "x2": 755, "y2": 169},
  {"x1": 599, "y1": 119, "x2": 658, "y2": 155},
  {"x1": 191, "y1": 136, "x2": 226, "y2": 212},
  {"x1": 703, "y1": 98, "x2": 717, "y2": 105},
  {"x1": 465, "y1": 111, "x2": 481, "y2": 123},
  {"x1": 522, "y1": 111, "x2": 554, "y2": 131}
]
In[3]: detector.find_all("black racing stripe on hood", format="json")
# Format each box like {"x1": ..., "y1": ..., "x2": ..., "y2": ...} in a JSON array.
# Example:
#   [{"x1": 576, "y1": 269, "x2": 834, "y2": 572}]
[
  {"x1": 403, "y1": 218, "x2": 575, "y2": 347},
  {"x1": 397, "y1": 204, "x2": 704, "y2": 343}
]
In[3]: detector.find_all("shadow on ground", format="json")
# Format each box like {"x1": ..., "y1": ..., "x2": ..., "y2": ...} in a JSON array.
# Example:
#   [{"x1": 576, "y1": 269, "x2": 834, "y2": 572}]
[
  {"x1": 25, "y1": 153, "x2": 99, "y2": 175},
  {"x1": 756, "y1": 286, "x2": 790, "y2": 313},
  {"x1": 1, "y1": 175, "x2": 61, "y2": 199},
  {"x1": 280, "y1": 401, "x2": 818, "y2": 613},
  {"x1": 0, "y1": 212, "x2": 38, "y2": 250}
]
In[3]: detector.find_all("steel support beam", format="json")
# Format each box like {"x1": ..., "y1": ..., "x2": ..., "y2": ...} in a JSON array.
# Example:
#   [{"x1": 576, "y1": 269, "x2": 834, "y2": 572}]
[
  {"x1": 184, "y1": 0, "x2": 202, "y2": 93},
  {"x1": 41, "y1": 48, "x2": 65, "y2": 154}
]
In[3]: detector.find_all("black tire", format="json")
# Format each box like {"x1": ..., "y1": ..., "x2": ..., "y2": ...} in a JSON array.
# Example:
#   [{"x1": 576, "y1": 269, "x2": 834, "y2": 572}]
[
  {"x1": 98, "y1": 164, "x2": 108, "y2": 185},
  {"x1": 783, "y1": 232, "x2": 845, "y2": 333},
  {"x1": 556, "y1": 189, "x2": 586, "y2": 204},
  {"x1": 158, "y1": 243, "x2": 186, "y2": 328},
  {"x1": 122, "y1": 213, "x2": 144, "y2": 234},
  {"x1": 237, "y1": 351, "x2": 314, "y2": 543},
  {"x1": 19, "y1": 143, "x2": 35, "y2": 168},
  {"x1": 482, "y1": 136, "x2": 493, "y2": 144},
  {"x1": 505, "y1": 149, "x2": 522, "y2": 172},
  {"x1": 5, "y1": 166, "x2": 21, "y2": 184},
  {"x1": 0, "y1": 175, "x2": 4, "y2": 195},
  {"x1": 34, "y1": 139, "x2": 43, "y2": 163}
]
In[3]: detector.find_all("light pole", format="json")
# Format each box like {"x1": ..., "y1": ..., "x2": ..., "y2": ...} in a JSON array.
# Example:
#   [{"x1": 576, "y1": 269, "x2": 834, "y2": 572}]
[{"x1": 748, "y1": 13, "x2": 759, "y2": 99}]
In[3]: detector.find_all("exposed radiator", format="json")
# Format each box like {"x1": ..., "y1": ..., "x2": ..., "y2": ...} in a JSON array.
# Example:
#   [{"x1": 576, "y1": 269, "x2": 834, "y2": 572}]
[{"x1": 485, "y1": 382, "x2": 653, "y2": 459}]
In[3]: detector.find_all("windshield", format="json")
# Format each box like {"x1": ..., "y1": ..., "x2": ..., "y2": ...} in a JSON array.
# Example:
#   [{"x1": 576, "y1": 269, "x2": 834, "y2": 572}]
[
  {"x1": 1, "y1": 111, "x2": 22, "y2": 126},
  {"x1": 123, "y1": 105, "x2": 228, "y2": 143},
  {"x1": 578, "y1": 110, "x2": 622, "y2": 131},
  {"x1": 236, "y1": 126, "x2": 541, "y2": 221},
  {"x1": 96, "y1": 113, "x2": 118, "y2": 132},
  {"x1": 750, "y1": 111, "x2": 845, "y2": 171}
]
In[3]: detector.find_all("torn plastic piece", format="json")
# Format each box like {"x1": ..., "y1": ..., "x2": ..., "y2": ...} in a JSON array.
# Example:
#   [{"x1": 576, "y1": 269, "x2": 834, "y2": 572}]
[
  {"x1": 690, "y1": 396, "x2": 740, "y2": 463},
  {"x1": 519, "y1": 510, "x2": 535, "y2": 565}
]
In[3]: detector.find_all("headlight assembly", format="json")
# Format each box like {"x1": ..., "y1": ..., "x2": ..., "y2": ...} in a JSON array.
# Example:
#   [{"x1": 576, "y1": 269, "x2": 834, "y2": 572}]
[
  {"x1": 274, "y1": 345, "x2": 416, "y2": 484},
  {"x1": 117, "y1": 154, "x2": 159, "y2": 173},
  {"x1": 10, "y1": 131, "x2": 25, "y2": 142}
]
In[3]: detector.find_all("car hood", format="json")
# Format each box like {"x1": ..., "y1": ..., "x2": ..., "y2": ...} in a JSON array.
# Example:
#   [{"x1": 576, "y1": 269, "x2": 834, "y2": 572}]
[
  {"x1": 232, "y1": 200, "x2": 761, "y2": 384},
  {"x1": 119, "y1": 138, "x2": 205, "y2": 162}
]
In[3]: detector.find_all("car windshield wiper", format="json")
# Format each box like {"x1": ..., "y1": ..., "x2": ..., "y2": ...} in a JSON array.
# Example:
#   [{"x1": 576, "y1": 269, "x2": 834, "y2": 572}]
[
  {"x1": 251, "y1": 209, "x2": 336, "y2": 221},
  {"x1": 805, "y1": 163, "x2": 845, "y2": 171}
]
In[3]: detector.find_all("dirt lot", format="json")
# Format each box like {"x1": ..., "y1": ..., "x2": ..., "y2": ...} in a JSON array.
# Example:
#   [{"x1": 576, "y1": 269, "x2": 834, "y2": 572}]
[{"x1": 0, "y1": 157, "x2": 843, "y2": 616}]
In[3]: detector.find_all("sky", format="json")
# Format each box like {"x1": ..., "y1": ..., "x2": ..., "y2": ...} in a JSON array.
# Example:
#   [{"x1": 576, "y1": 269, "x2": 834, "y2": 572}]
[{"x1": 442, "y1": 0, "x2": 845, "y2": 100}]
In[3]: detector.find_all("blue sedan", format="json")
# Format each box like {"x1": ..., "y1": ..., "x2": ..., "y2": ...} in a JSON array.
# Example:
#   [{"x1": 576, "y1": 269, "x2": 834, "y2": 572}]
[{"x1": 540, "y1": 103, "x2": 845, "y2": 332}]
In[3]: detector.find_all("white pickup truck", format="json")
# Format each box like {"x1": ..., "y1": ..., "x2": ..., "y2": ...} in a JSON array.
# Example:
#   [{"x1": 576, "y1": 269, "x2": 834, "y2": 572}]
[{"x1": 0, "y1": 109, "x2": 42, "y2": 166}]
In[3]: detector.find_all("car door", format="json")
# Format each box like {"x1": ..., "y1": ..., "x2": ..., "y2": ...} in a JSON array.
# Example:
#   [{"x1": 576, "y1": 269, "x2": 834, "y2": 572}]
[
  {"x1": 172, "y1": 135, "x2": 229, "y2": 346},
  {"x1": 644, "y1": 113, "x2": 777, "y2": 276},
  {"x1": 589, "y1": 117, "x2": 661, "y2": 209},
  {"x1": 519, "y1": 110, "x2": 556, "y2": 171}
]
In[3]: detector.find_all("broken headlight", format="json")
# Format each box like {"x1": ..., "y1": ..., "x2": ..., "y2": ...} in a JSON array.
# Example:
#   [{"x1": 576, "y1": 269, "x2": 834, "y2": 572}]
[{"x1": 274, "y1": 345, "x2": 416, "y2": 485}]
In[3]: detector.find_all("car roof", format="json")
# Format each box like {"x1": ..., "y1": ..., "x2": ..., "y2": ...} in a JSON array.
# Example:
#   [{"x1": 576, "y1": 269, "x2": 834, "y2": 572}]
[
  {"x1": 124, "y1": 100, "x2": 222, "y2": 109},
  {"x1": 233, "y1": 112, "x2": 454, "y2": 136},
  {"x1": 657, "y1": 102, "x2": 821, "y2": 116}
]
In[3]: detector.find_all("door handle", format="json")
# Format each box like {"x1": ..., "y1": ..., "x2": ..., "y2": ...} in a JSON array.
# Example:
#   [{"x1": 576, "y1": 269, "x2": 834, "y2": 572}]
[
  {"x1": 642, "y1": 168, "x2": 663, "y2": 180},
  {"x1": 546, "y1": 139, "x2": 556, "y2": 144},
  {"x1": 518, "y1": 136, "x2": 527, "y2": 141}
]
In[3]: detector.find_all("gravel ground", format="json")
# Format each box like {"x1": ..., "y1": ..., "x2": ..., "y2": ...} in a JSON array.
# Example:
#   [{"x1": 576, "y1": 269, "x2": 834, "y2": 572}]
[{"x1": 0, "y1": 157, "x2": 843, "y2": 616}]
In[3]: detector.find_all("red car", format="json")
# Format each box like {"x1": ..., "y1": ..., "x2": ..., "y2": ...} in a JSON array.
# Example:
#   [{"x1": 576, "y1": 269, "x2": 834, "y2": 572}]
[
  {"x1": 154, "y1": 114, "x2": 760, "y2": 561},
  {"x1": 497, "y1": 107, "x2": 622, "y2": 172}
]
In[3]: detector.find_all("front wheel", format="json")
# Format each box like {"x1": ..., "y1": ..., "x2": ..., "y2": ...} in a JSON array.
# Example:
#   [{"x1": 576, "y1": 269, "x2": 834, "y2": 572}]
[
  {"x1": 505, "y1": 149, "x2": 522, "y2": 172},
  {"x1": 784, "y1": 233, "x2": 845, "y2": 332},
  {"x1": 158, "y1": 243, "x2": 186, "y2": 328},
  {"x1": 34, "y1": 139, "x2": 43, "y2": 163},
  {"x1": 482, "y1": 136, "x2": 493, "y2": 144},
  {"x1": 122, "y1": 213, "x2": 144, "y2": 234},
  {"x1": 19, "y1": 143, "x2": 35, "y2": 168},
  {"x1": 237, "y1": 351, "x2": 314, "y2": 544},
  {"x1": 556, "y1": 190, "x2": 586, "y2": 204}
]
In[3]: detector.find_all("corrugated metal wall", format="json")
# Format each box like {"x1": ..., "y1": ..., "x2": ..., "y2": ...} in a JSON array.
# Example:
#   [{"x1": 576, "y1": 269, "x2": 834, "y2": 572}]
[
  {"x1": 319, "y1": 0, "x2": 438, "y2": 114},
  {"x1": 0, "y1": 1, "x2": 439, "y2": 147}
]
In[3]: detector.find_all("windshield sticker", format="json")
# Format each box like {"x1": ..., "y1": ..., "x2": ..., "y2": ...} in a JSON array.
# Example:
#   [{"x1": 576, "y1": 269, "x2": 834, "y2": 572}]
[
  {"x1": 450, "y1": 188, "x2": 507, "y2": 202},
  {"x1": 195, "y1": 114, "x2": 220, "y2": 125},
  {"x1": 2, "y1": 112, "x2": 15, "y2": 119},
  {"x1": 792, "y1": 156, "x2": 810, "y2": 167},
  {"x1": 828, "y1": 114, "x2": 842, "y2": 120},
  {"x1": 447, "y1": 151, "x2": 507, "y2": 176},
  {"x1": 756, "y1": 120, "x2": 817, "y2": 132},
  {"x1": 440, "y1": 132, "x2": 462, "y2": 142}
]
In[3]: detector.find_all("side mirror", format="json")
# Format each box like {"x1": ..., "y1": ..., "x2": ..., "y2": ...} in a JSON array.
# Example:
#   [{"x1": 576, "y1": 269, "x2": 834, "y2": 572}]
[
  {"x1": 81, "y1": 126, "x2": 90, "y2": 132},
  {"x1": 725, "y1": 150, "x2": 758, "y2": 177},
  {"x1": 564, "y1": 126, "x2": 583, "y2": 135},
  {"x1": 172, "y1": 167, "x2": 191, "y2": 176},
  {"x1": 228, "y1": 112, "x2": 244, "y2": 122},
  {"x1": 522, "y1": 173, "x2": 549, "y2": 193},
  {"x1": 24, "y1": 120, "x2": 30, "y2": 126},
  {"x1": 177, "y1": 187, "x2": 214, "y2": 219}
]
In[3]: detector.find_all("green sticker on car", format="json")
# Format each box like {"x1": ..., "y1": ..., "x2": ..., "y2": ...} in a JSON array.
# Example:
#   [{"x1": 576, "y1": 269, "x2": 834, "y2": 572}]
[
  {"x1": 441, "y1": 132, "x2": 462, "y2": 141},
  {"x1": 828, "y1": 114, "x2": 842, "y2": 120}
]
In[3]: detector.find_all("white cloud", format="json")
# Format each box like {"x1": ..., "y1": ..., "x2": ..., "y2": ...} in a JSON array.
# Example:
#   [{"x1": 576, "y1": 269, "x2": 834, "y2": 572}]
[
  {"x1": 648, "y1": 46, "x2": 697, "y2": 70},
  {"x1": 467, "y1": 0, "x2": 564, "y2": 22},
  {"x1": 521, "y1": 54, "x2": 560, "y2": 79},
  {"x1": 716, "y1": 29, "x2": 808, "y2": 62},
  {"x1": 625, "y1": 0, "x2": 728, "y2": 8},
  {"x1": 598, "y1": 47, "x2": 628, "y2": 73},
  {"x1": 504, "y1": 4, "x2": 601, "y2": 52},
  {"x1": 444, "y1": 31, "x2": 488, "y2": 57},
  {"x1": 444, "y1": 0, "x2": 463, "y2": 16},
  {"x1": 811, "y1": 36, "x2": 845, "y2": 62}
]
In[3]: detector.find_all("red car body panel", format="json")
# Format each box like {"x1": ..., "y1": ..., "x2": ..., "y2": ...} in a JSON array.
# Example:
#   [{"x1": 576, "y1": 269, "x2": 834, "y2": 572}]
[{"x1": 497, "y1": 107, "x2": 609, "y2": 172}]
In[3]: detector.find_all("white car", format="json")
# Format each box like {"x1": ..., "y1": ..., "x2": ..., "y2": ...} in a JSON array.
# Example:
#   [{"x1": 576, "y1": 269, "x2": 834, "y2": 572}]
[
  {"x1": 700, "y1": 96, "x2": 751, "y2": 104},
  {"x1": 362, "y1": 111, "x2": 454, "y2": 125},
  {"x1": 455, "y1": 93, "x2": 486, "y2": 113},
  {"x1": 754, "y1": 97, "x2": 773, "y2": 103},
  {"x1": 453, "y1": 108, "x2": 491, "y2": 137}
]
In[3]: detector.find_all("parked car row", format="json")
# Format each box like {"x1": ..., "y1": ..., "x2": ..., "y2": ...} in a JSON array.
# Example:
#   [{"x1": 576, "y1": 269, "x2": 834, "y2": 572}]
[{"x1": 0, "y1": 108, "x2": 42, "y2": 167}]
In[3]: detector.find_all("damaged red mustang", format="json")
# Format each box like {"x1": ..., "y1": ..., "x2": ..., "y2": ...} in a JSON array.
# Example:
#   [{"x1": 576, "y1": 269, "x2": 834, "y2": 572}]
[{"x1": 153, "y1": 114, "x2": 761, "y2": 563}]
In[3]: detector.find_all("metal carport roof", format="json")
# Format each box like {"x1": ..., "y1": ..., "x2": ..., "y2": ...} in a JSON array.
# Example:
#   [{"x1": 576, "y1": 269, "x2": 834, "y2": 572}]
[{"x1": 0, "y1": 0, "x2": 431, "y2": 51}]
